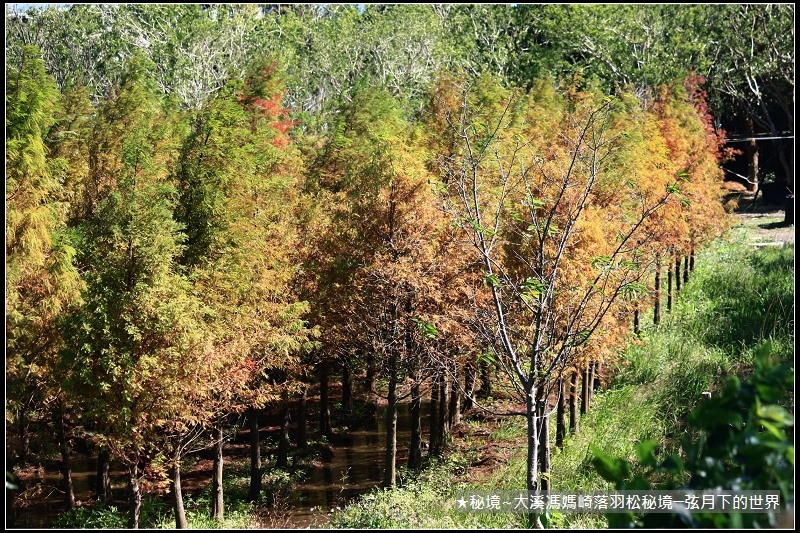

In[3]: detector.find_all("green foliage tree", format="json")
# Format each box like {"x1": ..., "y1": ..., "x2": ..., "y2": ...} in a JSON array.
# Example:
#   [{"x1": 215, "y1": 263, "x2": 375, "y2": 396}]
[
  {"x1": 58, "y1": 59, "x2": 217, "y2": 529},
  {"x1": 703, "y1": 4, "x2": 794, "y2": 195},
  {"x1": 5, "y1": 5, "x2": 128, "y2": 99},
  {"x1": 509, "y1": 5, "x2": 712, "y2": 95},
  {"x1": 172, "y1": 56, "x2": 316, "y2": 522},
  {"x1": 6, "y1": 46, "x2": 83, "y2": 509}
]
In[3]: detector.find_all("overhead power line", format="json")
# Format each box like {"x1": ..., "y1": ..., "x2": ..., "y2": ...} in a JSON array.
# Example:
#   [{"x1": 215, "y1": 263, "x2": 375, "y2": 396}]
[{"x1": 725, "y1": 135, "x2": 795, "y2": 143}]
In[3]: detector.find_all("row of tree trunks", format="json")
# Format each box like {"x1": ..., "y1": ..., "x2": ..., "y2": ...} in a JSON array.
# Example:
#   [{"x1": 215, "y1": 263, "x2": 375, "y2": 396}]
[
  {"x1": 653, "y1": 250, "x2": 693, "y2": 325},
  {"x1": 557, "y1": 363, "x2": 599, "y2": 445},
  {"x1": 427, "y1": 363, "x2": 466, "y2": 457},
  {"x1": 167, "y1": 352, "x2": 459, "y2": 529},
  {"x1": 219, "y1": 351, "x2": 470, "y2": 510},
  {"x1": 88, "y1": 349, "x2": 599, "y2": 529}
]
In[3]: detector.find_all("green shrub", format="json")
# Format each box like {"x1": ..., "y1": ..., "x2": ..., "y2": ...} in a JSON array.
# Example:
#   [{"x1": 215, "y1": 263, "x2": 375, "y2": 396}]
[{"x1": 53, "y1": 502, "x2": 127, "y2": 529}]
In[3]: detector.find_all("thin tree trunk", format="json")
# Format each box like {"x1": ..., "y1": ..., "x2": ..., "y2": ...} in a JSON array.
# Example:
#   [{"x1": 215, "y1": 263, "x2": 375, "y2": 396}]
[
  {"x1": 319, "y1": 363, "x2": 331, "y2": 437},
  {"x1": 408, "y1": 367, "x2": 422, "y2": 471},
  {"x1": 96, "y1": 447, "x2": 111, "y2": 501},
  {"x1": 247, "y1": 408, "x2": 262, "y2": 501},
  {"x1": 276, "y1": 391, "x2": 290, "y2": 469},
  {"x1": 556, "y1": 377, "x2": 566, "y2": 448},
  {"x1": 448, "y1": 362, "x2": 461, "y2": 428},
  {"x1": 17, "y1": 412, "x2": 30, "y2": 467},
  {"x1": 478, "y1": 359, "x2": 491, "y2": 398},
  {"x1": 342, "y1": 361, "x2": 353, "y2": 415},
  {"x1": 54, "y1": 404, "x2": 75, "y2": 510},
  {"x1": 5, "y1": 467, "x2": 16, "y2": 528},
  {"x1": 683, "y1": 255, "x2": 689, "y2": 285},
  {"x1": 581, "y1": 364, "x2": 590, "y2": 415},
  {"x1": 383, "y1": 351, "x2": 398, "y2": 488},
  {"x1": 128, "y1": 466, "x2": 142, "y2": 529},
  {"x1": 569, "y1": 371, "x2": 579, "y2": 435},
  {"x1": 587, "y1": 360, "x2": 595, "y2": 406},
  {"x1": 654, "y1": 261, "x2": 661, "y2": 325},
  {"x1": 297, "y1": 386, "x2": 308, "y2": 449},
  {"x1": 689, "y1": 246, "x2": 695, "y2": 272},
  {"x1": 211, "y1": 425, "x2": 224, "y2": 522},
  {"x1": 172, "y1": 449, "x2": 187, "y2": 529},
  {"x1": 745, "y1": 115, "x2": 759, "y2": 193},
  {"x1": 675, "y1": 255, "x2": 682, "y2": 293},
  {"x1": 463, "y1": 361, "x2": 476, "y2": 412},
  {"x1": 537, "y1": 387, "x2": 550, "y2": 492},
  {"x1": 437, "y1": 370, "x2": 448, "y2": 438},
  {"x1": 525, "y1": 385, "x2": 542, "y2": 529},
  {"x1": 667, "y1": 262, "x2": 673, "y2": 311},
  {"x1": 633, "y1": 307, "x2": 640, "y2": 335},
  {"x1": 429, "y1": 372, "x2": 441, "y2": 455},
  {"x1": 593, "y1": 361, "x2": 602, "y2": 392},
  {"x1": 365, "y1": 351, "x2": 376, "y2": 394}
]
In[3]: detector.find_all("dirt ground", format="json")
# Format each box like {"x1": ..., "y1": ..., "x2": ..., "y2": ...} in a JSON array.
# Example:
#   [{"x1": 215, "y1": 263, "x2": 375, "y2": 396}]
[{"x1": 730, "y1": 206, "x2": 794, "y2": 245}]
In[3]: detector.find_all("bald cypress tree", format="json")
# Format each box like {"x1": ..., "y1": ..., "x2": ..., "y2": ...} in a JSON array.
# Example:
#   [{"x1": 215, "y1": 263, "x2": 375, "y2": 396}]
[{"x1": 6, "y1": 45, "x2": 83, "y2": 511}]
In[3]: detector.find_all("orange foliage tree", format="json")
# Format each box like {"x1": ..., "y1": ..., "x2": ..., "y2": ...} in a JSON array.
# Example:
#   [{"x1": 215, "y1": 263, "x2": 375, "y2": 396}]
[{"x1": 429, "y1": 72, "x2": 725, "y2": 525}]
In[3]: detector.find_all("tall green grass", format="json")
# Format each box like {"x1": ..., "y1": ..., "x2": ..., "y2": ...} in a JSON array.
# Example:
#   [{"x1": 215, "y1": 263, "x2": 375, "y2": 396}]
[{"x1": 550, "y1": 238, "x2": 794, "y2": 528}]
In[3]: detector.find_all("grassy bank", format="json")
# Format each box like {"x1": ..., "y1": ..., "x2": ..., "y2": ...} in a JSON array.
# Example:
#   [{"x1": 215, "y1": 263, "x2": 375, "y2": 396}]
[{"x1": 330, "y1": 229, "x2": 794, "y2": 528}]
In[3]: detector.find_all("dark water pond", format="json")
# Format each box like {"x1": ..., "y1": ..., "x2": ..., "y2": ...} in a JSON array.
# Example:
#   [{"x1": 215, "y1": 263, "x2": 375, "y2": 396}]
[
  {"x1": 286, "y1": 401, "x2": 429, "y2": 527},
  {"x1": 11, "y1": 401, "x2": 428, "y2": 529}
]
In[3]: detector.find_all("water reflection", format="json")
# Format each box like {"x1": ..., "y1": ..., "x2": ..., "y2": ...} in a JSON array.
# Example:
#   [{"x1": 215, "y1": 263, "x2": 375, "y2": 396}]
[
  {"x1": 286, "y1": 401, "x2": 429, "y2": 527},
  {"x1": 11, "y1": 455, "x2": 114, "y2": 529},
  {"x1": 12, "y1": 401, "x2": 429, "y2": 528}
]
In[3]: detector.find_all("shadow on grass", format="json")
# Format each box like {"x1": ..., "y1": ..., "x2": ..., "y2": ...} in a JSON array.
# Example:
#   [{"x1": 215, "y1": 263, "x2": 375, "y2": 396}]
[{"x1": 758, "y1": 220, "x2": 794, "y2": 230}]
